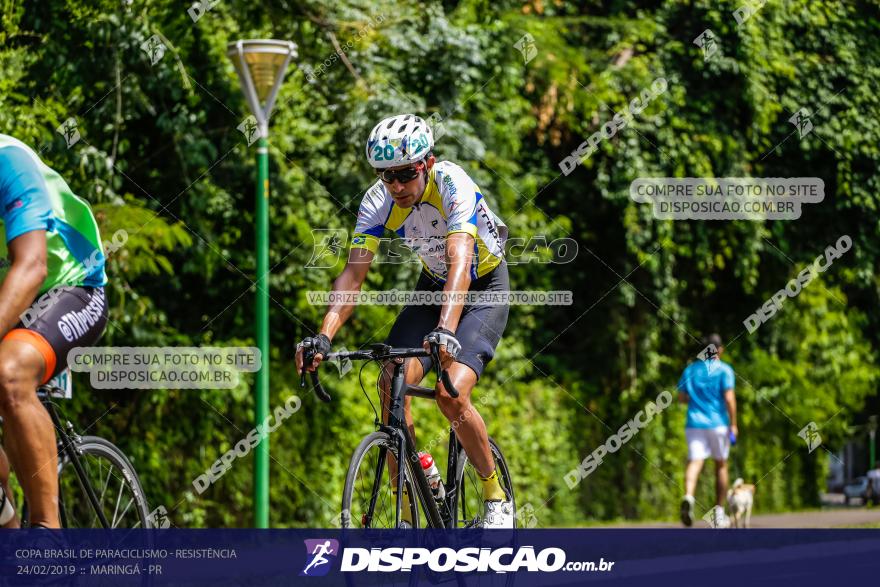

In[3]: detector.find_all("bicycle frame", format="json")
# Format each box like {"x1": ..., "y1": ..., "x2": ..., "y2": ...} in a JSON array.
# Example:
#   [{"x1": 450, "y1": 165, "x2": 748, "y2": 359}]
[{"x1": 383, "y1": 359, "x2": 464, "y2": 529}]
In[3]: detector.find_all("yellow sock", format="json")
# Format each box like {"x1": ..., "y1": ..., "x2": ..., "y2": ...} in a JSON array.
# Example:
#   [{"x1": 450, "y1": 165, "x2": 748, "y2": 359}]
[
  {"x1": 479, "y1": 469, "x2": 506, "y2": 501},
  {"x1": 391, "y1": 487, "x2": 412, "y2": 523}
]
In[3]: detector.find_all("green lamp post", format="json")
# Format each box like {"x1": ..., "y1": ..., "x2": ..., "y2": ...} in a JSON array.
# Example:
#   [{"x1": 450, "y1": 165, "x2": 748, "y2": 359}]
[{"x1": 227, "y1": 39, "x2": 297, "y2": 528}]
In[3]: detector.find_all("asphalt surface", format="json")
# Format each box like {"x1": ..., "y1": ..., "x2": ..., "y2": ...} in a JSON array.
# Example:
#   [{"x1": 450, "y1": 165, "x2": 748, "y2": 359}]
[{"x1": 601, "y1": 506, "x2": 880, "y2": 528}]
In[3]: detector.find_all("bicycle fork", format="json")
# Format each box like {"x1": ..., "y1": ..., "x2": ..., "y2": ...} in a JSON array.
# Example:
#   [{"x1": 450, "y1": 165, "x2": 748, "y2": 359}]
[{"x1": 45, "y1": 402, "x2": 111, "y2": 529}]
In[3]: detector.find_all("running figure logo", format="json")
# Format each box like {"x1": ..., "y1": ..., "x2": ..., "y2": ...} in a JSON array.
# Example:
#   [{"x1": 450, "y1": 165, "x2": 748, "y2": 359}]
[
  {"x1": 693, "y1": 29, "x2": 718, "y2": 61},
  {"x1": 798, "y1": 422, "x2": 822, "y2": 453},
  {"x1": 237, "y1": 115, "x2": 263, "y2": 146},
  {"x1": 300, "y1": 539, "x2": 339, "y2": 577},
  {"x1": 788, "y1": 108, "x2": 814, "y2": 139}
]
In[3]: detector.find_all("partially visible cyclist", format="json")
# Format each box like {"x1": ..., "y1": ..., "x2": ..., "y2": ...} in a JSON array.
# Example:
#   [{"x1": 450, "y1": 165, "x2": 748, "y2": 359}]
[
  {"x1": 0, "y1": 134, "x2": 108, "y2": 528},
  {"x1": 296, "y1": 114, "x2": 513, "y2": 528}
]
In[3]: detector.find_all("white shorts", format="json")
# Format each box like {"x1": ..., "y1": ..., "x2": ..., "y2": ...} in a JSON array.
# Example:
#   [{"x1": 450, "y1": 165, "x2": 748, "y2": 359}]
[{"x1": 686, "y1": 427, "x2": 730, "y2": 461}]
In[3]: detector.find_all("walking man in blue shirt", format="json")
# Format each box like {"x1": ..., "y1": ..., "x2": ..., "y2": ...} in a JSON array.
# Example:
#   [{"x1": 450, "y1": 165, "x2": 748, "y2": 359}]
[{"x1": 678, "y1": 333, "x2": 738, "y2": 527}]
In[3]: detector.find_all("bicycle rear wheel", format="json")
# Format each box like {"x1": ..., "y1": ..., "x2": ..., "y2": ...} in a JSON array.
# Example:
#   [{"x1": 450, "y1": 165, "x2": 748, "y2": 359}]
[
  {"x1": 57, "y1": 435, "x2": 150, "y2": 528},
  {"x1": 342, "y1": 431, "x2": 419, "y2": 529},
  {"x1": 451, "y1": 436, "x2": 515, "y2": 528}
]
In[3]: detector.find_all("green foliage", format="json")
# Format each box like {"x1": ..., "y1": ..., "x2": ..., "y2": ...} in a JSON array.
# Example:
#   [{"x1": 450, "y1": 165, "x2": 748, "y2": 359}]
[{"x1": 1, "y1": 0, "x2": 878, "y2": 527}]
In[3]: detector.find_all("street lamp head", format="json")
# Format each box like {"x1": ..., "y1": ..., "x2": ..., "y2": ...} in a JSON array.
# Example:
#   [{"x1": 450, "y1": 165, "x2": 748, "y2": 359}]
[{"x1": 227, "y1": 39, "x2": 297, "y2": 128}]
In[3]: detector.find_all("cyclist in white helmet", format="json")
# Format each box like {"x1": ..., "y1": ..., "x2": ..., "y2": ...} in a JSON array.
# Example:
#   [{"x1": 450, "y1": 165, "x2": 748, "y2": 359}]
[{"x1": 296, "y1": 114, "x2": 513, "y2": 528}]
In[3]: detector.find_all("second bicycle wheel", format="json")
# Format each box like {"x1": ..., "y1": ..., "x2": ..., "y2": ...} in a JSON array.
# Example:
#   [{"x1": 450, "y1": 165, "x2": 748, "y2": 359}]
[
  {"x1": 342, "y1": 431, "x2": 419, "y2": 529},
  {"x1": 57, "y1": 435, "x2": 151, "y2": 528}
]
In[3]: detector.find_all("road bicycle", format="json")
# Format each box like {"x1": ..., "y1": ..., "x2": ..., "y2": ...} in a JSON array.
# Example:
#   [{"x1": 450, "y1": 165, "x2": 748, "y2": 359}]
[
  {"x1": 8, "y1": 369, "x2": 152, "y2": 528},
  {"x1": 301, "y1": 337, "x2": 515, "y2": 529}
]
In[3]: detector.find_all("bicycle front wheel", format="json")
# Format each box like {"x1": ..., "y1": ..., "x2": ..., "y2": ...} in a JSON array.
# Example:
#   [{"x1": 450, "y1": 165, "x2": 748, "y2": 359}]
[
  {"x1": 58, "y1": 435, "x2": 151, "y2": 528},
  {"x1": 341, "y1": 431, "x2": 419, "y2": 529}
]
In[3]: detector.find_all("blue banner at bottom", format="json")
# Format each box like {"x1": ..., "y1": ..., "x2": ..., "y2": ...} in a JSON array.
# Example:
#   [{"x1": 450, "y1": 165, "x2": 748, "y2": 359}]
[{"x1": 0, "y1": 529, "x2": 878, "y2": 586}]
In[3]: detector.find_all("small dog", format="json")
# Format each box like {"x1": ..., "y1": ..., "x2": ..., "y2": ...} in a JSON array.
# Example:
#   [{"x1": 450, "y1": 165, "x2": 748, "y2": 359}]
[{"x1": 727, "y1": 478, "x2": 755, "y2": 528}]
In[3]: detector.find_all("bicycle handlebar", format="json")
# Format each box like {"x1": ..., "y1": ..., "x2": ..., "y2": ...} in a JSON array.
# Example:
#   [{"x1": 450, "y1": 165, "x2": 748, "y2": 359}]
[{"x1": 299, "y1": 341, "x2": 460, "y2": 402}]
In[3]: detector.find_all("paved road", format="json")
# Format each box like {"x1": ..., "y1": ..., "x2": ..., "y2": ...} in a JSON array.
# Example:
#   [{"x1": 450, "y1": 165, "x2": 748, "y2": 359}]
[{"x1": 600, "y1": 507, "x2": 880, "y2": 528}]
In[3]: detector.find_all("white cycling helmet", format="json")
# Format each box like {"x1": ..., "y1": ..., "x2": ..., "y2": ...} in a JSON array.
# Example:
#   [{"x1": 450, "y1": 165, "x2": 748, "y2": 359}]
[{"x1": 365, "y1": 114, "x2": 434, "y2": 169}]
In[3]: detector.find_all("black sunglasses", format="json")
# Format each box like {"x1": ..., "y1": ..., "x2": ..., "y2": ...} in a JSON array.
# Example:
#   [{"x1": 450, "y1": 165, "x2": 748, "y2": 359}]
[{"x1": 377, "y1": 162, "x2": 423, "y2": 184}]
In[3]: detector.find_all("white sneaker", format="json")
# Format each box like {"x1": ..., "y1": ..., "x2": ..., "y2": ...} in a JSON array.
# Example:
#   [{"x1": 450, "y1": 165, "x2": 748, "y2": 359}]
[
  {"x1": 482, "y1": 500, "x2": 514, "y2": 529},
  {"x1": 705, "y1": 505, "x2": 731, "y2": 528}
]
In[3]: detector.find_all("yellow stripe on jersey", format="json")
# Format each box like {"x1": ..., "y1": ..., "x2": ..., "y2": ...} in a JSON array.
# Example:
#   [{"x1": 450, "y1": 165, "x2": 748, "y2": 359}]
[
  {"x1": 422, "y1": 174, "x2": 443, "y2": 212},
  {"x1": 447, "y1": 224, "x2": 478, "y2": 237},
  {"x1": 386, "y1": 204, "x2": 413, "y2": 233},
  {"x1": 474, "y1": 234, "x2": 503, "y2": 277}
]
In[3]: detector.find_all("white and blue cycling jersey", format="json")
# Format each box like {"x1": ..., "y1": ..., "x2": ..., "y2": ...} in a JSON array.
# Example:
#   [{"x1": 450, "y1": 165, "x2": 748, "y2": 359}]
[{"x1": 351, "y1": 161, "x2": 507, "y2": 280}]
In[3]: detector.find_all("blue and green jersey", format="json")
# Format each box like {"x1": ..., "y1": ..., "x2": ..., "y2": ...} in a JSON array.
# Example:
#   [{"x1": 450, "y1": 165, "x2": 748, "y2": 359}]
[{"x1": 0, "y1": 134, "x2": 107, "y2": 294}]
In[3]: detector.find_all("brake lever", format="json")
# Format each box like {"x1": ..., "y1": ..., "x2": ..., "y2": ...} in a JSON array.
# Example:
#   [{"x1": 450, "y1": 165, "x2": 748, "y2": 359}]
[
  {"x1": 439, "y1": 368, "x2": 459, "y2": 399},
  {"x1": 299, "y1": 340, "x2": 332, "y2": 402},
  {"x1": 428, "y1": 337, "x2": 459, "y2": 399},
  {"x1": 311, "y1": 370, "x2": 331, "y2": 403}
]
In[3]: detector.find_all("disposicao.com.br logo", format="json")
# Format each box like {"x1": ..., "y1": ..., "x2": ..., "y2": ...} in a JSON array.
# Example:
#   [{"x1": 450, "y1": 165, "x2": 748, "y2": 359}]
[
  {"x1": 300, "y1": 540, "x2": 613, "y2": 575},
  {"x1": 341, "y1": 546, "x2": 566, "y2": 573}
]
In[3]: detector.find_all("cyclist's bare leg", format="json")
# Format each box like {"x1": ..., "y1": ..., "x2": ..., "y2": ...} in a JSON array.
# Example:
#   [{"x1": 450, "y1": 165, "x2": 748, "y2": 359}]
[
  {"x1": 434, "y1": 362, "x2": 494, "y2": 478},
  {"x1": 0, "y1": 339, "x2": 59, "y2": 528},
  {"x1": 380, "y1": 358, "x2": 425, "y2": 487},
  {"x1": 0, "y1": 447, "x2": 21, "y2": 527}
]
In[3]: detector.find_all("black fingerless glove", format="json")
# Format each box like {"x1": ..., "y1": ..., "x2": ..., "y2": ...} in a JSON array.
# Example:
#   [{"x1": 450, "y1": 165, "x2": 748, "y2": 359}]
[
  {"x1": 312, "y1": 333, "x2": 332, "y2": 356},
  {"x1": 299, "y1": 334, "x2": 332, "y2": 359}
]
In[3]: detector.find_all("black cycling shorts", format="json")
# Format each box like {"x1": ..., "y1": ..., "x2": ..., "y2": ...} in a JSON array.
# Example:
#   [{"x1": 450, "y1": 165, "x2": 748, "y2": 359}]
[
  {"x1": 386, "y1": 263, "x2": 510, "y2": 380},
  {"x1": 4, "y1": 286, "x2": 108, "y2": 384}
]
